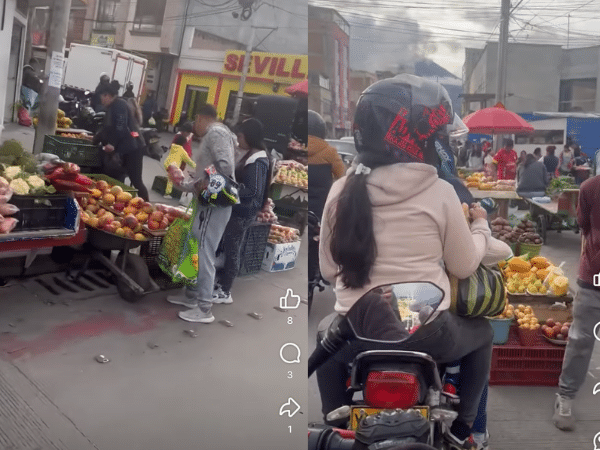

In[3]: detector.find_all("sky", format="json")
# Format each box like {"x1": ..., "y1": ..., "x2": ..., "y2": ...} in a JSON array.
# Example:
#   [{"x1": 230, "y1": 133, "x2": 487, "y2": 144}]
[
  {"x1": 164, "y1": 0, "x2": 308, "y2": 56},
  {"x1": 308, "y1": 0, "x2": 600, "y2": 77}
]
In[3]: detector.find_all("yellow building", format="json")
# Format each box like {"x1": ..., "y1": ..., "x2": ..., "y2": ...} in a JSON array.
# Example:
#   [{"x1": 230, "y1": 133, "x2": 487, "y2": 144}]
[{"x1": 169, "y1": 50, "x2": 308, "y2": 125}]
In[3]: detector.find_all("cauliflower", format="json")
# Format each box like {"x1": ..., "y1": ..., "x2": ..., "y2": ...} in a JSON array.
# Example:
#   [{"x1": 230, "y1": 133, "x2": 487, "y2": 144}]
[
  {"x1": 9, "y1": 178, "x2": 29, "y2": 195},
  {"x1": 3, "y1": 166, "x2": 21, "y2": 181},
  {"x1": 26, "y1": 175, "x2": 45, "y2": 189}
]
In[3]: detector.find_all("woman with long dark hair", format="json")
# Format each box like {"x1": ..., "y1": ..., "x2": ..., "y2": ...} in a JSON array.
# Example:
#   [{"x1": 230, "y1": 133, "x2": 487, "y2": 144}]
[
  {"x1": 212, "y1": 118, "x2": 272, "y2": 303},
  {"x1": 94, "y1": 80, "x2": 149, "y2": 200},
  {"x1": 318, "y1": 74, "x2": 493, "y2": 450}
]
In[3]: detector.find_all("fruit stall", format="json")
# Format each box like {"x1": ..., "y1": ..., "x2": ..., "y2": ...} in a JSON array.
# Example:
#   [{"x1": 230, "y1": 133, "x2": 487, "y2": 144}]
[
  {"x1": 269, "y1": 160, "x2": 308, "y2": 235},
  {"x1": 460, "y1": 171, "x2": 520, "y2": 219},
  {"x1": 487, "y1": 255, "x2": 572, "y2": 385}
]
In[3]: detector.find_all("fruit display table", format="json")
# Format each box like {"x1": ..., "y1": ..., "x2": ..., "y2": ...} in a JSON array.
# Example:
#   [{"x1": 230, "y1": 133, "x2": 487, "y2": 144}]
[{"x1": 469, "y1": 188, "x2": 520, "y2": 220}]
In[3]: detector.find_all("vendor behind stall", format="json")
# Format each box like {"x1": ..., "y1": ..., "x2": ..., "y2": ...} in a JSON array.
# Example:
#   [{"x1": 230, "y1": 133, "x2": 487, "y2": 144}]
[{"x1": 493, "y1": 138, "x2": 518, "y2": 180}]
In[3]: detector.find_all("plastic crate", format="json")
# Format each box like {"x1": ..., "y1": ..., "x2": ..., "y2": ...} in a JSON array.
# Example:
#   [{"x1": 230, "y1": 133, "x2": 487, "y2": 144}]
[
  {"x1": 140, "y1": 234, "x2": 164, "y2": 266},
  {"x1": 43, "y1": 134, "x2": 101, "y2": 167},
  {"x1": 9, "y1": 194, "x2": 69, "y2": 231},
  {"x1": 238, "y1": 223, "x2": 272, "y2": 276},
  {"x1": 488, "y1": 318, "x2": 513, "y2": 345},
  {"x1": 151, "y1": 176, "x2": 182, "y2": 200},
  {"x1": 82, "y1": 173, "x2": 138, "y2": 196},
  {"x1": 490, "y1": 326, "x2": 565, "y2": 386}
]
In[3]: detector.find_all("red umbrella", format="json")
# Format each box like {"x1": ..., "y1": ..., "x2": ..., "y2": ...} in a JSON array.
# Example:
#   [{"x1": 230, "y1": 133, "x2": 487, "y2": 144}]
[
  {"x1": 285, "y1": 79, "x2": 308, "y2": 97},
  {"x1": 463, "y1": 102, "x2": 534, "y2": 134}
]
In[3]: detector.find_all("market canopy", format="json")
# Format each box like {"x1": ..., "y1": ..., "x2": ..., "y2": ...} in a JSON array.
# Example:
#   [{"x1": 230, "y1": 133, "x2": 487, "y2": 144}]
[
  {"x1": 285, "y1": 79, "x2": 308, "y2": 98},
  {"x1": 463, "y1": 103, "x2": 534, "y2": 134}
]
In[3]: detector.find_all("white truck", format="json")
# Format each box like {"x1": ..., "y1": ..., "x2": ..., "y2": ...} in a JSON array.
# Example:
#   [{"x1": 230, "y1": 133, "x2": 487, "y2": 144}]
[{"x1": 62, "y1": 44, "x2": 147, "y2": 99}]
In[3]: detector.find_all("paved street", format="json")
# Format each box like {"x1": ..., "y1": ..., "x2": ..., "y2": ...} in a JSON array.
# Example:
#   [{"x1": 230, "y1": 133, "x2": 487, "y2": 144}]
[
  {"x1": 308, "y1": 215, "x2": 600, "y2": 450},
  {"x1": 0, "y1": 124, "x2": 309, "y2": 450}
]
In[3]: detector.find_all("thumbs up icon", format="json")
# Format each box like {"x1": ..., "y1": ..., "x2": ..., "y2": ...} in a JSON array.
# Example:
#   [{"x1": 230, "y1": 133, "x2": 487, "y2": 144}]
[{"x1": 280, "y1": 288, "x2": 301, "y2": 310}]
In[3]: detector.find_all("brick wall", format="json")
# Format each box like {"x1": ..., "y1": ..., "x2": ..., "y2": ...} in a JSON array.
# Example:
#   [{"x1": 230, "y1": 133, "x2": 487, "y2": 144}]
[{"x1": 67, "y1": 9, "x2": 87, "y2": 46}]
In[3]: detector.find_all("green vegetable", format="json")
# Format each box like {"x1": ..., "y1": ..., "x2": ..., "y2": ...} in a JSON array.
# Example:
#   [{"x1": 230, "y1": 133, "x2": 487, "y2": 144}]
[{"x1": 0, "y1": 140, "x2": 24, "y2": 158}]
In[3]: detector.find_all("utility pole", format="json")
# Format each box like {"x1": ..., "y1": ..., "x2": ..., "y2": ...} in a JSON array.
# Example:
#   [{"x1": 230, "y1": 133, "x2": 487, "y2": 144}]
[
  {"x1": 33, "y1": 0, "x2": 72, "y2": 154},
  {"x1": 495, "y1": 0, "x2": 510, "y2": 107},
  {"x1": 232, "y1": 12, "x2": 256, "y2": 126},
  {"x1": 567, "y1": 14, "x2": 570, "y2": 48},
  {"x1": 494, "y1": 0, "x2": 511, "y2": 151}
]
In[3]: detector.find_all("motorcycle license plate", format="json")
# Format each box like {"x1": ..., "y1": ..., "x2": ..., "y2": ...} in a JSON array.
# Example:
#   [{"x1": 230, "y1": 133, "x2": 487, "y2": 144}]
[{"x1": 349, "y1": 406, "x2": 429, "y2": 430}]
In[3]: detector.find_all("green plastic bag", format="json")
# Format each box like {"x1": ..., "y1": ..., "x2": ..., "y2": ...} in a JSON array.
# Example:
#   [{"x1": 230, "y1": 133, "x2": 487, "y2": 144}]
[{"x1": 157, "y1": 198, "x2": 199, "y2": 285}]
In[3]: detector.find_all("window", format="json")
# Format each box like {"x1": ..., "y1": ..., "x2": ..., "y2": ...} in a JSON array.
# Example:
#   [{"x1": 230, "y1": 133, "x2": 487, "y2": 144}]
[
  {"x1": 95, "y1": 0, "x2": 119, "y2": 31},
  {"x1": 559, "y1": 78, "x2": 596, "y2": 112},
  {"x1": 133, "y1": 0, "x2": 166, "y2": 33},
  {"x1": 514, "y1": 130, "x2": 564, "y2": 146},
  {"x1": 319, "y1": 75, "x2": 330, "y2": 90},
  {"x1": 225, "y1": 91, "x2": 260, "y2": 122}
]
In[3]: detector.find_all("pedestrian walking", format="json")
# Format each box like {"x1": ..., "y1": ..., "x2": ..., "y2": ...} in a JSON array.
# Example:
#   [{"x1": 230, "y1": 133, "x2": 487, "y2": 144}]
[
  {"x1": 166, "y1": 104, "x2": 236, "y2": 324},
  {"x1": 553, "y1": 174, "x2": 600, "y2": 431}
]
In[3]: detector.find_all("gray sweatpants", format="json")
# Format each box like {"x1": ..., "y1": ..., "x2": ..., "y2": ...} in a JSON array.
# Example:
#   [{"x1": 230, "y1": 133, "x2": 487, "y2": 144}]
[
  {"x1": 185, "y1": 204, "x2": 232, "y2": 309},
  {"x1": 559, "y1": 286, "x2": 600, "y2": 399}
]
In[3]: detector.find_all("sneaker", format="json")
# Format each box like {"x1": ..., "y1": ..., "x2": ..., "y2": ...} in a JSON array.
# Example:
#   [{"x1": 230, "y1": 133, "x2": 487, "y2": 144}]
[
  {"x1": 166, "y1": 294, "x2": 197, "y2": 308},
  {"x1": 212, "y1": 288, "x2": 233, "y2": 304},
  {"x1": 553, "y1": 394, "x2": 576, "y2": 431},
  {"x1": 178, "y1": 306, "x2": 215, "y2": 323},
  {"x1": 470, "y1": 430, "x2": 489, "y2": 450},
  {"x1": 445, "y1": 430, "x2": 477, "y2": 450}
]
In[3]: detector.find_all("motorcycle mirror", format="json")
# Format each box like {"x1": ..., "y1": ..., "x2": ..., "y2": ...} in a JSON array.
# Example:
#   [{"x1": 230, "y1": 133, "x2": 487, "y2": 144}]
[{"x1": 345, "y1": 282, "x2": 444, "y2": 343}]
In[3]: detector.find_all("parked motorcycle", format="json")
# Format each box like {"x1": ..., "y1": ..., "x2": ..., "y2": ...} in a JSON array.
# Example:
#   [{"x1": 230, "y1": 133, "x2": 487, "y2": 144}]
[
  {"x1": 140, "y1": 127, "x2": 166, "y2": 161},
  {"x1": 308, "y1": 282, "x2": 460, "y2": 450}
]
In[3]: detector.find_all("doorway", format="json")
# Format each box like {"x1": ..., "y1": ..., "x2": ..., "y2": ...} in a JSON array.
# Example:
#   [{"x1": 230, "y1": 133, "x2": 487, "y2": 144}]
[
  {"x1": 5, "y1": 20, "x2": 24, "y2": 122},
  {"x1": 182, "y1": 86, "x2": 209, "y2": 122}
]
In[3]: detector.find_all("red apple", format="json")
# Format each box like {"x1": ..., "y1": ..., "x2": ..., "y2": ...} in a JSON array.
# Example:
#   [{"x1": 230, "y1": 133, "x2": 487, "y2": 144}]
[
  {"x1": 556, "y1": 334, "x2": 565, "y2": 341},
  {"x1": 543, "y1": 326, "x2": 554, "y2": 338},
  {"x1": 149, "y1": 211, "x2": 164, "y2": 223},
  {"x1": 159, "y1": 218, "x2": 169, "y2": 230},
  {"x1": 142, "y1": 202, "x2": 154, "y2": 214},
  {"x1": 148, "y1": 220, "x2": 160, "y2": 230},
  {"x1": 166, "y1": 214, "x2": 176, "y2": 224},
  {"x1": 555, "y1": 322, "x2": 562, "y2": 329},
  {"x1": 552, "y1": 325, "x2": 562, "y2": 337},
  {"x1": 546, "y1": 318, "x2": 556, "y2": 328},
  {"x1": 122, "y1": 214, "x2": 139, "y2": 229},
  {"x1": 561, "y1": 326, "x2": 569, "y2": 338},
  {"x1": 113, "y1": 202, "x2": 126, "y2": 212}
]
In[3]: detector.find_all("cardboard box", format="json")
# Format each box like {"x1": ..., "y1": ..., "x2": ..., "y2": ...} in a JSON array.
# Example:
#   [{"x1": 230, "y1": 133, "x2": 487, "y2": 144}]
[{"x1": 261, "y1": 240, "x2": 301, "y2": 272}]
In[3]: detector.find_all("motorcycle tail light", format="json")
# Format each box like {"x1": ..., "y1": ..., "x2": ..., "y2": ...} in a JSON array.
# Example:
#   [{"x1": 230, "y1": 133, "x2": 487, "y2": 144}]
[{"x1": 364, "y1": 371, "x2": 420, "y2": 409}]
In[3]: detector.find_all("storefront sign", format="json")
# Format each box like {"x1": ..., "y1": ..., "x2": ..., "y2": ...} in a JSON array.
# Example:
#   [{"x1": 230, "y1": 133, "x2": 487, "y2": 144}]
[
  {"x1": 222, "y1": 51, "x2": 307, "y2": 80},
  {"x1": 91, "y1": 32, "x2": 115, "y2": 48}
]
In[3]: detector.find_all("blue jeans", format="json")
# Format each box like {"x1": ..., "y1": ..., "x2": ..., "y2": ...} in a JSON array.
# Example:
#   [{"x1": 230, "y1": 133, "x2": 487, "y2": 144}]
[{"x1": 445, "y1": 360, "x2": 488, "y2": 433}]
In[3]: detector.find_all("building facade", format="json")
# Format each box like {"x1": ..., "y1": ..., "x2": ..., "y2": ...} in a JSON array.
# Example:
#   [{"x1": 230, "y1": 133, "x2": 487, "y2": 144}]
[
  {"x1": 170, "y1": 50, "x2": 307, "y2": 124},
  {"x1": 308, "y1": 5, "x2": 350, "y2": 138},
  {"x1": 463, "y1": 42, "x2": 600, "y2": 115},
  {"x1": 348, "y1": 70, "x2": 377, "y2": 123}
]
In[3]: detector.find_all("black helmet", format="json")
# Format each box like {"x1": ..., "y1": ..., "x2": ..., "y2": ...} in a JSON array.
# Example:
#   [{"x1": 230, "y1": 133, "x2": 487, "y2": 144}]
[
  {"x1": 308, "y1": 110, "x2": 327, "y2": 139},
  {"x1": 126, "y1": 81, "x2": 134, "y2": 90},
  {"x1": 353, "y1": 74, "x2": 453, "y2": 164}
]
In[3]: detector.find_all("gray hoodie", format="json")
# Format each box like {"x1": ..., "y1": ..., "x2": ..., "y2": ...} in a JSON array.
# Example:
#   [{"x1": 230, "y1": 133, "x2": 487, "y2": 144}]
[{"x1": 181, "y1": 122, "x2": 236, "y2": 194}]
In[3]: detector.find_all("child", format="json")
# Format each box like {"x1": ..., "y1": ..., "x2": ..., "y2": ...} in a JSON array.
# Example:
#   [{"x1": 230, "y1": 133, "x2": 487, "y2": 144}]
[
  {"x1": 172, "y1": 122, "x2": 194, "y2": 170},
  {"x1": 163, "y1": 134, "x2": 195, "y2": 198}
]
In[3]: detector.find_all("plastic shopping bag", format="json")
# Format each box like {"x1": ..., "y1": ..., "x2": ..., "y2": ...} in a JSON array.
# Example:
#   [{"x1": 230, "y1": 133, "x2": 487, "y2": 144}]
[{"x1": 157, "y1": 197, "x2": 199, "y2": 285}]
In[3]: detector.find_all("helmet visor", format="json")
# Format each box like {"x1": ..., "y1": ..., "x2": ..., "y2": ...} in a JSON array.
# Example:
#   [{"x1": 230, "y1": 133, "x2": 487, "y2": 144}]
[{"x1": 448, "y1": 114, "x2": 469, "y2": 140}]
